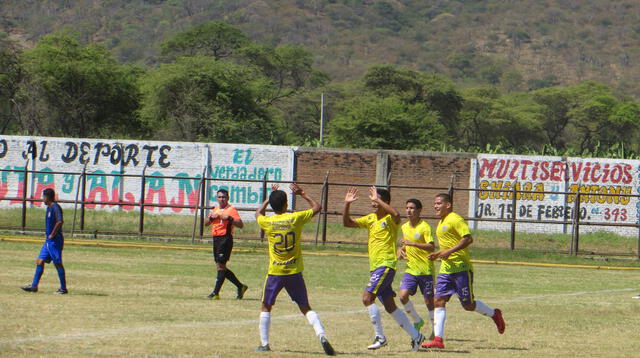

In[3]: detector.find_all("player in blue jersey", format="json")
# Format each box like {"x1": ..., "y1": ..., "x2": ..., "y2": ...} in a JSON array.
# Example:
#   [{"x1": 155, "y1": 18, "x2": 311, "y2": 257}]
[{"x1": 21, "y1": 188, "x2": 68, "y2": 294}]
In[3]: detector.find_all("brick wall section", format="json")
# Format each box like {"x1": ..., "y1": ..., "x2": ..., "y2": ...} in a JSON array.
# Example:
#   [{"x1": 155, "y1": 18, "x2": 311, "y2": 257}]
[
  {"x1": 388, "y1": 150, "x2": 474, "y2": 229},
  {"x1": 294, "y1": 147, "x2": 476, "y2": 229},
  {"x1": 294, "y1": 147, "x2": 378, "y2": 217}
]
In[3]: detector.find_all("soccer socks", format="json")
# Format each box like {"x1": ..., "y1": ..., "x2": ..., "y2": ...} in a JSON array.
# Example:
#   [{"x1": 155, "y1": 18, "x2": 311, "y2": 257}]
[
  {"x1": 305, "y1": 310, "x2": 326, "y2": 338},
  {"x1": 55, "y1": 265, "x2": 67, "y2": 290},
  {"x1": 31, "y1": 264, "x2": 44, "y2": 287},
  {"x1": 390, "y1": 308, "x2": 420, "y2": 340},
  {"x1": 403, "y1": 300, "x2": 423, "y2": 324},
  {"x1": 433, "y1": 307, "x2": 446, "y2": 338},
  {"x1": 474, "y1": 300, "x2": 495, "y2": 317},
  {"x1": 366, "y1": 304, "x2": 385, "y2": 338},
  {"x1": 213, "y1": 269, "x2": 226, "y2": 294},
  {"x1": 225, "y1": 269, "x2": 242, "y2": 288},
  {"x1": 259, "y1": 312, "x2": 271, "y2": 346}
]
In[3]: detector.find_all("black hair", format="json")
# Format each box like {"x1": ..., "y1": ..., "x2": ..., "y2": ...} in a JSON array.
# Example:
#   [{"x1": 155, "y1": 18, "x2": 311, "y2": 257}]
[
  {"x1": 43, "y1": 188, "x2": 55, "y2": 201},
  {"x1": 406, "y1": 198, "x2": 422, "y2": 209},
  {"x1": 269, "y1": 190, "x2": 288, "y2": 213},
  {"x1": 376, "y1": 188, "x2": 391, "y2": 203},
  {"x1": 217, "y1": 189, "x2": 229, "y2": 197},
  {"x1": 436, "y1": 193, "x2": 452, "y2": 204}
]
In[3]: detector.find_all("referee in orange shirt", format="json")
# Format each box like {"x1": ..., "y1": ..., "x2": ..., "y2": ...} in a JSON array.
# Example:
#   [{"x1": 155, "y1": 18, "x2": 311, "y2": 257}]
[{"x1": 205, "y1": 188, "x2": 248, "y2": 300}]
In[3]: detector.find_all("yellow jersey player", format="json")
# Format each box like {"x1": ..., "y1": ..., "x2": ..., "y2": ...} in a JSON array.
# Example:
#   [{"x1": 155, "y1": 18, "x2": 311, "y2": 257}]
[
  {"x1": 397, "y1": 199, "x2": 436, "y2": 340},
  {"x1": 343, "y1": 186, "x2": 425, "y2": 352},
  {"x1": 422, "y1": 193, "x2": 506, "y2": 350},
  {"x1": 255, "y1": 183, "x2": 335, "y2": 356}
]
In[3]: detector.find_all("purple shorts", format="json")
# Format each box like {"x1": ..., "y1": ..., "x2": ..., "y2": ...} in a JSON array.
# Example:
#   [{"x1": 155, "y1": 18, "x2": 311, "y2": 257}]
[
  {"x1": 399, "y1": 273, "x2": 434, "y2": 298},
  {"x1": 262, "y1": 273, "x2": 309, "y2": 307},
  {"x1": 435, "y1": 271, "x2": 474, "y2": 305},
  {"x1": 38, "y1": 240, "x2": 63, "y2": 264},
  {"x1": 365, "y1": 266, "x2": 396, "y2": 301}
]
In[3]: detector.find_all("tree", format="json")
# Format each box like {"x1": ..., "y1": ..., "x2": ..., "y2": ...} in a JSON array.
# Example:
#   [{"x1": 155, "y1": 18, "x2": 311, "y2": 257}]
[
  {"x1": 531, "y1": 86, "x2": 573, "y2": 149},
  {"x1": 139, "y1": 56, "x2": 281, "y2": 144},
  {"x1": 328, "y1": 95, "x2": 445, "y2": 150},
  {"x1": 160, "y1": 21, "x2": 250, "y2": 61},
  {"x1": 0, "y1": 32, "x2": 23, "y2": 134},
  {"x1": 362, "y1": 65, "x2": 463, "y2": 140},
  {"x1": 17, "y1": 33, "x2": 142, "y2": 138}
]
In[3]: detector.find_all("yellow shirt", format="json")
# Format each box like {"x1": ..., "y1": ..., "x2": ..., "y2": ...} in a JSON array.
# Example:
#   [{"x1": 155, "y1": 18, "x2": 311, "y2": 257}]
[
  {"x1": 401, "y1": 220, "x2": 435, "y2": 276},
  {"x1": 436, "y1": 212, "x2": 473, "y2": 274},
  {"x1": 257, "y1": 209, "x2": 314, "y2": 275},
  {"x1": 355, "y1": 213, "x2": 398, "y2": 271}
]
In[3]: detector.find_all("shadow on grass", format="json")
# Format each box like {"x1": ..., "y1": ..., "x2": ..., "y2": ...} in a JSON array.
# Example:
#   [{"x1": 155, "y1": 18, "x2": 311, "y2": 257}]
[{"x1": 75, "y1": 291, "x2": 109, "y2": 296}]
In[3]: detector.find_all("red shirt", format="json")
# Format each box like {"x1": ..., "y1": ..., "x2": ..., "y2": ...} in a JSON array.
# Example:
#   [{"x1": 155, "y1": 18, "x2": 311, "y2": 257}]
[{"x1": 209, "y1": 205, "x2": 241, "y2": 236}]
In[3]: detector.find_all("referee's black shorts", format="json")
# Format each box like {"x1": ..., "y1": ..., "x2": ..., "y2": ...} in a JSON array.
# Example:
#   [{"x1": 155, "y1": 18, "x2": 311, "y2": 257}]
[{"x1": 213, "y1": 234, "x2": 233, "y2": 264}]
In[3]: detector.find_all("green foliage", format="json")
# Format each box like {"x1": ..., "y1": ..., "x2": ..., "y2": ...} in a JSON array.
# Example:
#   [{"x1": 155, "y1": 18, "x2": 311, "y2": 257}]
[
  {"x1": 17, "y1": 33, "x2": 142, "y2": 138},
  {"x1": 160, "y1": 21, "x2": 250, "y2": 60},
  {"x1": 328, "y1": 95, "x2": 445, "y2": 150},
  {"x1": 0, "y1": 33, "x2": 23, "y2": 134},
  {"x1": 139, "y1": 56, "x2": 280, "y2": 144}
]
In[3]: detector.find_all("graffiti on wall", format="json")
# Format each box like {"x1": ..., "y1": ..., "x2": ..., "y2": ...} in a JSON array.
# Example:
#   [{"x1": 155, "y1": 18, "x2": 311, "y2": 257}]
[
  {"x1": 0, "y1": 136, "x2": 295, "y2": 217},
  {"x1": 469, "y1": 154, "x2": 640, "y2": 235}
]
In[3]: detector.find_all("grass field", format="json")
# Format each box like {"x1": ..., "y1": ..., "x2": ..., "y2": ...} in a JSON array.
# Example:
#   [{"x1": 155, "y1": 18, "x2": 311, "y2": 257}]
[{"x1": 1, "y1": 238, "x2": 640, "y2": 358}]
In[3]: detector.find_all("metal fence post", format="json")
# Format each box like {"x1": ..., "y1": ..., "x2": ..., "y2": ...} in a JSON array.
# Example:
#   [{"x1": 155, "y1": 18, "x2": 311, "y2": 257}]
[
  {"x1": 571, "y1": 191, "x2": 581, "y2": 256},
  {"x1": 199, "y1": 170, "x2": 207, "y2": 240},
  {"x1": 260, "y1": 173, "x2": 268, "y2": 242},
  {"x1": 139, "y1": 165, "x2": 147, "y2": 236},
  {"x1": 21, "y1": 162, "x2": 29, "y2": 232},
  {"x1": 80, "y1": 168, "x2": 87, "y2": 232},
  {"x1": 510, "y1": 181, "x2": 517, "y2": 251},
  {"x1": 71, "y1": 164, "x2": 87, "y2": 237},
  {"x1": 314, "y1": 171, "x2": 329, "y2": 245},
  {"x1": 321, "y1": 173, "x2": 330, "y2": 245}
]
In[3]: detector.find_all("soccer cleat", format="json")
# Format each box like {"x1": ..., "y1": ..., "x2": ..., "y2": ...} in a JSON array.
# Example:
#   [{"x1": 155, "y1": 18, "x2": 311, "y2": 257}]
[
  {"x1": 367, "y1": 336, "x2": 387, "y2": 350},
  {"x1": 21, "y1": 285, "x2": 38, "y2": 292},
  {"x1": 207, "y1": 292, "x2": 220, "y2": 300},
  {"x1": 633, "y1": 294, "x2": 640, "y2": 299},
  {"x1": 54, "y1": 288, "x2": 68, "y2": 295},
  {"x1": 492, "y1": 308, "x2": 505, "y2": 334},
  {"x1": 421, "y1": 336, "x2": 445, "y2": 349},
  {"x1": 320, "y1": 336, "x2": 335, "y2": 356},
  {"x1": 411, "y1": 333, "x2": 425, "y2": 352},
  {"x1": 255, "y1": 344, "x2": 271, "y2": 351},
  {"x1": 413, "y1": 319, "x2": 425, "y2": 332},
  {"x1": 237, "y1": 284, "x2": 248, "y2": 299}
]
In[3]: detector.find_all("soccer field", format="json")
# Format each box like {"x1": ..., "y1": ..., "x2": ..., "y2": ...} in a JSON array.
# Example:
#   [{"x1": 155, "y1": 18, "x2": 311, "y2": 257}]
[{"x1": 1, "y1": 239, "x2": 639, "y2": 357}]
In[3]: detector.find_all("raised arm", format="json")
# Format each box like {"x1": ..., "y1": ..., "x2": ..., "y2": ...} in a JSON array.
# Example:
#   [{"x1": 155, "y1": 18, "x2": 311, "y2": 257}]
[
  {"x1": 369, "y1": 186, "x2": 401, "y2": 224},
  {"x1": 290, "y1": 183, "x2": 320, "y2": 216},
  {"x1": 342, "y1": 187, "x2": 359, "y2": 228},
  {"x1": 255, "y1": 183, "x2": 279, "y2": 219}
]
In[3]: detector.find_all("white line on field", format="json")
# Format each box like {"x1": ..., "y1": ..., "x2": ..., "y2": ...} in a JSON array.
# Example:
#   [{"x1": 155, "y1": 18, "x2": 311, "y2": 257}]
[
  {"x1": 493, "y1": 288, "x2": 636, "y2": 303},
  {"x1": 2, "y1": 288, "x2": 636, "y2": 345}
]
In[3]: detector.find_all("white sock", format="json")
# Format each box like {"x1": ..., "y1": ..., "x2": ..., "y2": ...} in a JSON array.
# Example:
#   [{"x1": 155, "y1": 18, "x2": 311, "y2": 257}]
[
  {"x1": 390, "y1": 308, "x2": 420, "y2": 340},
  {"x1": 474, "y1": 300, "x2": 495, "y2": 317},
  {"x1": 403, "y1": 300, "x2": 422, "y2": 323},
  {"x1": 434, "y1": 307, "x2": 446, "y2": 338},
  {"x1": 305, "y1": 310, "x2": 326, "y2": 338},
  {"x1": 367, "y1": 304, "x2": 385, "y2": 338},
  {"x1": 259, "y1": 312, "x2": 271, "y2": 346}
]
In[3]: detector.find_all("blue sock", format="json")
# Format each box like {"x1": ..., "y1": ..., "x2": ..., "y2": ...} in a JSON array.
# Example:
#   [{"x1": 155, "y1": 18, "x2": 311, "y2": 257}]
[
  {"x1": 32, "y1": 265, "x2": 44, "y2": 287},
  {"x1": 55, "y1": 265, "x2": 66, "y2": 290}
]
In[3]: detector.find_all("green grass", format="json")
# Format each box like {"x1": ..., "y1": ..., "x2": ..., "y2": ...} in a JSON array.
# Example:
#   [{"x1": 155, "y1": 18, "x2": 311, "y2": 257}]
[
  {"x1": 2, "y1": 208, "x2": 639, "y2": 258},
  {"x1": 1, "y1": 239, "x2": 640, "y2": 357}
]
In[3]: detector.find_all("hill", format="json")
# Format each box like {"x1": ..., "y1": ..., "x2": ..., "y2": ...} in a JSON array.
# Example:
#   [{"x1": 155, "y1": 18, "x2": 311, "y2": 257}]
[{"x1": 2, "y1": 0, "x2": 640, "y2": 97}]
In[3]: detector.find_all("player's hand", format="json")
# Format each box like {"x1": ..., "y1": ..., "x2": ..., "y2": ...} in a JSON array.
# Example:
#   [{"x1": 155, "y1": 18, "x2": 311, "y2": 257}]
[
  {"x1": 368, "y1": 186, "x2": 379, "y2": 201},
  {"x1": 271, "y1": 183, "x2": 280, "y2": 191},
  {"x1": 290, "y1": 182, "x2": 303, "y2": 195},
  {"x1": 397, "y1": 246, "x2": 406, "y2": 259},
  {"x1": 401, "y1": 238, "x2": 413, "y2": 247},
  {"x1": 344, "y1": 187, "x2": 359, "y2": 203}
]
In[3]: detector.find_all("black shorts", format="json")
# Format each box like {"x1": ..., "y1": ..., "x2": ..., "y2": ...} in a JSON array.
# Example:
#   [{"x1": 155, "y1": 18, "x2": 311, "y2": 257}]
[{"x1": 213, "y1": 235, "x2": 233, "y2": 264}]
